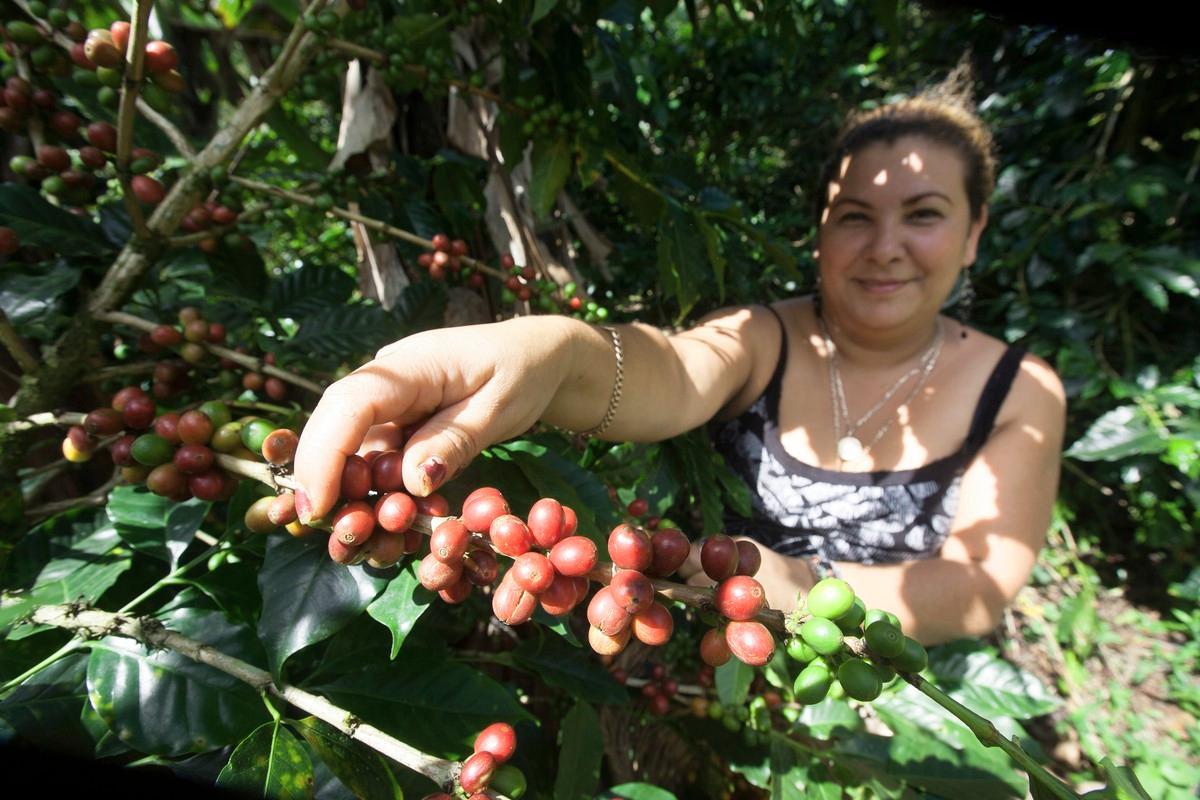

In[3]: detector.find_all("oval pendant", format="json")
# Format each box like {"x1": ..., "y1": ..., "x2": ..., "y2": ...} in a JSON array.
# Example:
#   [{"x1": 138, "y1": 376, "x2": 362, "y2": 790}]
[{"x1": 837, "y1": 436, "x2": 865, "y2": 463}]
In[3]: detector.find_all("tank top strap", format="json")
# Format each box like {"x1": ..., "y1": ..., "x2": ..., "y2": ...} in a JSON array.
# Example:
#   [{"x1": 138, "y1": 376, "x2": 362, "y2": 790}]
[
  {"x1": 759, "y1": 304, "x2": 789, "y2": 420},
  {"x1": 964, "y1": 346, "x2": 1027, "y2": 453}
]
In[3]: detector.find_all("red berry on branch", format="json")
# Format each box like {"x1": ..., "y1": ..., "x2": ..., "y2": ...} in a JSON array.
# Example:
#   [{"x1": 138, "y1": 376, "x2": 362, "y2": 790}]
[
  {"x1": 459, "y1": 751, "x2": 497, "y2": 794},
  {"x1": 430, "y1": 233, "x2": 450, "y2": 252},
  {"x1": 375, "y1": 491, "x2": 417, "y2": 533},
  {"x1": 110, "y1": 434, "x2": 136, "y2": 466},
  {"x1": 173, "y1": 443, "x2": 215, "y2": 475},
  {"x1": 419, "y1": 553, "x2": 464, "y2": 592},
  {"x1": 463, "y1": 545, "x2": 499, "y2": 586},
  {"x1": 699, "y1": 628, "x2": 733, "y2": 667},
  {"x1": 735, "y1": 540, "x2": 762, "y2": 577},
  {"x1": 110, "y1": 21, "x2": 131, "y2": 53},
  {"x1": 631, "y1": 602, "x2": 674, "y2": 647},
  {"x1": 587, "y1": 624, "x2": 630, "y2": 656},
  {"x1": 371, "y1": 450, "x2": 405, "y2": 493},
  {"x1": 587, "y1": 586, "x2": 632, "y2": 636},
  {"x1": 511, "y1": 551, "x2": 556, "y2": 594},
  {"x1": 131, "y1": 175, "x2": 165, "y2": 205},
  {"x1": 700, "y1": 534, "x2": 740, "y2": 581},
  {"x1": 488, "y1": 514, "x2": 533, "y2": 557},
  {"x1": 340, "y1": 454, "x2": 373, "y2": 500},
  {"x1": 548, "y1": 535, "x2": 597, "y2": 577},
  {"x1": 84, "y1": 407, "x2": 123, "y2": 436},
  {"x1": 714, "y1": 575, "x2": 767, "y2": 621},
  {"x1": 363, "y1": 532, "x2": 409, "y2": 569},
  {"x1": 648, "y1": 528, "x2": 690, "y2": 577},
  {"x1": 538, "y1": 572, "x2": 578, "y2": 616},
  {"x1": 261, "y1": 429, "x2": 299, "y2": 465},
  {"x1": 264, "y1": 377, "x2": 289, "y2": 402},
  {"x1": 438, "y1": 574, "x2": 472, "y2": 604},
  {"x1": 608, "y1": 524, "x2": 653, "y2": 571},
  {"x1": 121, "y1": 395, "x2": 157, "y2": 429},
  {"x1": 153, "y1": 412, "x2": 182, "y2": 444},
  {"x1": 492, "y1": 573, "x2": 537, "y2": 625},
  {"x1": 86, "y1": 121, "x2": 118, "y2": 152},
  {"x1": 189, "y1": 470, "x2": 228, "y2": 502},
  {"x1": 144, "y1": 40, "x2": 178, "y2": 74},
  {"x1": 724, "y1": 620, "x2": 775, "y2": 667},
  {"x1": 430, "y1": 518, "x2": 471, "y2": 564},
  {"x1": 526, "y1": 497, "x2": 567, "y2": 548},
  {"x1": 333, "y1": 500, "x2": 376, "y2": 546},
  {"x1": 473, "y1": 722, "x2": 517, "y2": 763},
  {"x1": 327, "y1": 535, "x2": 362, "y2": 565},
  {"x1": 461, "y1": 489, "x2": 509, "y2": 533},
  {"x1": 627, "y1": 498, "x2": 649, "y2": 517},
  {"x1": 267, "y1": 492, "x2": 299, "y2": 527},
  {"x1": 648, "y1": 693, "x2": 671, "y2": 716},
  {"x1": 414, "y1": 493, "x2": 449, "y2": 517},
  {"x1": 609, "y1": 569, "x2": 653, "y2": 615}
]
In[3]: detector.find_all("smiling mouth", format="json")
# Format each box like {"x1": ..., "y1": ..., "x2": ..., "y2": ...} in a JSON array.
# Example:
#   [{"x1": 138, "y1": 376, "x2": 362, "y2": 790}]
[{"x1": 854, "y1": 278, "x2": 914, "y2": 294}]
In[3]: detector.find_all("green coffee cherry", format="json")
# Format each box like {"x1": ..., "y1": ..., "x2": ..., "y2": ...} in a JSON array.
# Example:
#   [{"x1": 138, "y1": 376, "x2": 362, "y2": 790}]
[
  {"x1": 837, "y1": 659, "x2": 882, "y2": 702},
  {"x1": 198, "y1": 400, "x2": 232, "y2": 430},
  {"x1": 131, "y1": 434, "x2": 174, "y2": 467},
  {"x1": 864, "y1": 608, "x2": 902, "y2": 631},
  {"x1": 890, "y1": 636, "x2": 928, "y2": 674},
  {"x1": 864, "y1": 620, "x2": 905, "y2": 659},
  {"x1": 240, "y1": 419, "x2": 277, "y2": 454},
  {"x1": 806, "y1": 578, "x2": 856, "y2": 620},
  {"x1": 835, "y1": 597, "x2": 867, "y2": 633},
  {"x1": 785, "y1": 635, "x2": 818, "y2": 664},
  {"x1": 706, "y1": 700, "x2": 723, "y2": 720},
  {"x1": 492, "y1": 765, "x2": 526, "y2": 799},
  {"x1": 792, "y1": 660, "x2": 833, "y2": 705},
  {"x1": 799, "y1": 617, "x2": 844, "y2": 656}
]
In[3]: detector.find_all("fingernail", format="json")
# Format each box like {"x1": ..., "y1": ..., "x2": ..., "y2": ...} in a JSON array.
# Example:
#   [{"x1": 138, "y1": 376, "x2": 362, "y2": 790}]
[
  {"x1": 295, "y1": 488, "x2": 313, "y2": 525},
  {"x1": 419, "y1": 457, "x2": 446, "y2": 494}
]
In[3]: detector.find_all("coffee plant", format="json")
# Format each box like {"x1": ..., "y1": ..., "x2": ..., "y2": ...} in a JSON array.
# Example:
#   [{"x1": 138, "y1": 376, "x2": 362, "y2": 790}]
[{"x1": 2, "y1": 1, "x2": 1194, "y2": 798}]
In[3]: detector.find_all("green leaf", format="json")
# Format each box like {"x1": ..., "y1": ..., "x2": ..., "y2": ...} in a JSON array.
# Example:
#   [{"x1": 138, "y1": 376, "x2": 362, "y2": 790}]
[
  {"x1": 554, "y1": 701, "x2": 604, "y2": 800},
  {"x1": 715, "y1": 658, "x2": 753, "y2": 707},
  {"x1": 6, "y1": 511, "x2": 133, "y2": 632},
  {"x1": 291, "y1": 716, "x2": 403, "y2": 800},
  {"x1": 1066, "y1": 405, "x2": 1166, "y2": 461},
  {"x1": 530, "y1": 138, "x2": 573, "y2": 219},
  {"x1": 264, "y1": 106, "x2": 331, "y2": 171},
  {"x1": 601, "y1": 783, "x2": 676, "y2": 800},
  {"x1": 86, "y1": 608, "x2": 268, "y2": 756},
  {"x1": 1055, "y1": 584, "x2": 1099, "y2": 659},
  {"x1": 257, "y1": 535, "x2": 388, "y2": 676},
  {"x1": 499, "y1": 438, "x2": 620, "y2": 546},
  {"x1": 1099, "y1": 758, "x2": 1154, "y2": 800},
  {"x1": 792, "y1": 695, "x2": 862, "y2": 739},
  {"x1": 366, "y1": 562, "x2": 433, "y2": 658},
  {"x1": 107, "y1": 486, "x2": 208, "y2": 567},
  {"x1": 1130, "y1": 271, "x2": 1169, "y2": 311},
  {"x1": 270, "y1": 266, "x2": 357, "y2": 318},
  {"x1": 928, "y1": 646, "x2": 1059, "y2": 719},
  {"x1": 656, "y1": 204, "x2": 705, "y2": 320},
  {"x1": 512, "y1": 634, "x2": 628, "y2": 705},
  {"x1": 217, "y1": 720, "x2": 315, "y2": 799},
  {"x1": 0, "y1": 653, "x2": 96, "y2": 755},
  {"x1": 530, "y1": 0, "x2": 559, "y2": 24},
  {"x1": 288, "y1": 303, "x2": 404, "y2": 359},
  {"x1": 0, "y1": 260, "x2": 81, "y2": 337},
  {"x1": 0, "y1": 183, "x2": 111, "y2": 256},
  {"x1": 314, "y1": 657, "x2": 532, "y2": 757},
  {"x1": 390, "y1": 280, "x2": 448, "y2": 336},
  {"x1": 697, "y1": 215, "x2": 727, "y2": 304}
]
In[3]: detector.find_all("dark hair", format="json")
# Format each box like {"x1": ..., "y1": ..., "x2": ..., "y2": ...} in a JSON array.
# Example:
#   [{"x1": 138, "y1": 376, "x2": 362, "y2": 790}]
[{"x1": 816, "y1": 59, "x2": 997, "y2": 225}]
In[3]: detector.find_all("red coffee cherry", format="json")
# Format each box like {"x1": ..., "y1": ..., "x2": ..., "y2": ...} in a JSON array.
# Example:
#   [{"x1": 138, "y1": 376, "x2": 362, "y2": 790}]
[
  {"x1": 371, "y1": 450, "x2": 405, "y2": 493},
  {"x1": 648, "y1": 528, "x2": 690, "y2": 576},
  {"x1": 700, "y1": 534, "x2": 739, "y2": 581},
  {"x1": 402, "y1": 529, "x2": 424, "y2": 554},
  {"x1": 111, "y1": 385, "x2": 147, "y2": 412},
  {"x1": 87, "y1": 121, "x2": 118, "y2": 152},
  {"x1": 607, "y1": 524, "x2": 653, "y2": 571},
  {"x1": 84, "y1": 407, "x2": 123, "y2": 436},
  {"x1": 527, "y1": 497, "x2": 568, "y2": 548},
  {"x1": 121, "y1": 394, "x2": 157, "y2": 429},
  {"x1": 548, "y1": 535, "x2": 597, "y2": 577},
  {"x1": 363, "y1": 531, "x2": 408, "y2": 569},
  {"x1": 539, "y1": 572, "x2": 579, "y2": 616},
  {"x1": 734, "y1": 540, "x2": 762, "y2": 577},
  {"x1": 207, "y1": 322, "x2": 226, "y2": 343},
  {"x1": 430, "y1": 518, "x2": 471, "y2": 564},
  {"x1": 461, "y1": 489, "x2": 509, "y2": 533},
  {"x1": 492, "y1": 573, "x2": 537, "y2": 626},
  {"x1": 132, "y1": 175, "x2": 166, "y2": 205},
  {"x1": 473, "y1": 722, "x2": 516, "y2": 763},
  {"x1": 699, "y1": 628, "x2": 733, "y2": 667},
  {"x1": 419, "y1": 553, "x2": 463, "y2": 592},
  {"x1": 724, "y1": 620, "x2": 775, "y2": 667},
  {"x1": 244, "y1": 496, "x2": 276, "y2": 533},
  {"x1": 463, "y1": 546, "x2": 499, "y2": 586},
  {"x1": 110, "y1": 434, "x2": 136, "y2": 467},
  {"x1": 110, "y1": 21, "x2": 131, "y2": 53},
  {"x1": 627, "y1": 498, "x2": 649, "y2": 517},
  {"x1": 631, "y1": 602, "x2": 674, "y2": 646},
  {"x1": 375, "y1": 492, "x2": 418, "y2": 533},
  {"x1": 438, "y1": 574, "x2": 473, "y2": 604},
  {"x1": 562, "y1": 505, "x2": 578, "y2": 536},
  {"x1": 150, "y1": 324, "x2": 182, "y2": 347},
  {"x1": 189, "y1": 470, "x2": 227, "y2": 502},
  {"x1": 340, "y1": 454, "x2": 372, "y2": 500},
  {"x1": 147, "y1": 463, "x2": 189, "y2": 499},
  {"x1": 510, "y1": 552, "x2": 556, "y2": 594},
  {"x1": 608, "y1": 569, "x2": 653, "y2": 615},
  {"x1": 459, "y1": 751, "x2": 496, "y2": 794},
  {"x1": 328, "y1": 535, "x2": 363, "y2": 566},
  {"x1": 586, "y1": 586, "x2": 632, "y2": 636},
  {"x1": 430, "y1": 233, "x2": 451, "y2": 252},
  {"x1": 144, "y1": 40, "x2": 178, "y2": 73},
  {"x1": 648, "y1": 693, "x2": 671, "y2": 716},
  {"x1": 264, "y1": 377, "x2": 288, "y2": 401},
  {"x1": 177, "y1": 410, "x2": 215, "y2": 446},
  {"x1": 261, "y1": 428, "x2": 299, "y2": 465},
  {"x1": 183, "y1": 318, "x2": 209, "y2": 343},
  {"x1": 714, "y1": 575, "x2": 767, "y2": 621},
  {"x1": 173, "y1": 444, "x2": 214, "y2": 475},
  {"x1": 333, "y1": 500, "x2": 376, "y2": 546},
  {"x1": 414, "y1": 493, "x2": 449, "y2": 517},
  {"x1": 587, "y1": 625, "x2": 631, "y2": 656},
  {"x1": 488, "y1": 514, "x2": 533, "y2": 557},
  {"x1": 267, "y1": 492, "x2": 298, "y2": 526},
  {"x1": 242, "y1": 372, "x2": 265, "y2": 391}
]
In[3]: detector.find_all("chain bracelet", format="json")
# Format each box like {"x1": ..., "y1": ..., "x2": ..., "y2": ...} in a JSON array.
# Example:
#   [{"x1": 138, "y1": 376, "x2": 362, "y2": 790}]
[{"x1": 578, "y1": 325, "x2": 623, "y2": 438}]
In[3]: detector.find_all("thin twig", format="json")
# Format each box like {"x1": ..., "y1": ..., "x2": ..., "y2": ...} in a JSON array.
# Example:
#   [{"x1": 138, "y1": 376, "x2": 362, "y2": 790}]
[
  {"x1": 0, "y1": 309, "x2": 38, "y2": 374},
  {"x1": 85, "y1": 361, "x2": 158, "y2": 382},
  {"x1": 2, "y1": 412, "x2": 87, "y2": 434},
  {"x1": 166, "y1": 203, "x2": 269, "y2": 248},
  {"x1": 230, "y1": 177, "x2": 508, "y2": 280},
  {"x1": 92, "y1": 310, "x2": 325, "y2": 395},
  {"x1": 29, "y1": 604, "x2": 459, "y2": 787},
  {"x1": 116, "y1": 0, "x2": 156, "y2": 240},
  {"x1": 24, "y1": 474, "x2": 120, "y2": 520}
]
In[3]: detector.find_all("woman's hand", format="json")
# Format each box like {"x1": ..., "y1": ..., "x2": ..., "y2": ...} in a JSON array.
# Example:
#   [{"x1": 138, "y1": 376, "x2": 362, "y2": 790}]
[{"x1": 293, "y1": 316, "x2": 578, "y2": 524}]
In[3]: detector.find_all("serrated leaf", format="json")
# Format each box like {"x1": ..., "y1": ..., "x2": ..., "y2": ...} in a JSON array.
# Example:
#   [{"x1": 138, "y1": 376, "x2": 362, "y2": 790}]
[
  {"x1": 366, "y1": 562, "x2": 433, "y2": 659},
  {"x1": 257, "y1": 535, "x2": 388, "y2": 676},
  {"x1": 0, "y1": 653, "x2": 96, "y2": 755},
  {"x1": 292, "y1": 717, "x2": 402, "y2": 800},
  {"x1": 0, "y1": 184, "x2": 111, "y2": 255},
  {"x1": 530, "y1": 138, "x2": 573, "y2": 219},
  {"x1": 86, "y1": 608, "x2": 268, "y2": 756},
  {"x1": 288, "y1": 304, "x2": 404, "y2": 359},
  {"x1": 217, "y1": 720, "x2": 314, "y2": 799},
  {"x1": 270, "y1": 267, "x2": 356, "y2": 318},
  {"x1": 715, "y1": 658, "x2": 753, "y2": 707},
  {"x1": 313, "y1": 657, "x2": 532, "y2": 757},
  {"x1": 554, "y1": 701, "x2": 603, "y2": 800},
  {"x1": 513, "y1": 634, "x2": 627, "y2": 705},
  {"x1": 1066, "y1": 405, "x2": 1166, "y2": 461}
]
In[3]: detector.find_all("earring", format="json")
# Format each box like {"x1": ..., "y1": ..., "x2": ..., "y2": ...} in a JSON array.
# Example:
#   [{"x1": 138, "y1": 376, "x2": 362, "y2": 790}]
[{"x1": 956, "y1": 269, "x2": 974, "y2": 339}]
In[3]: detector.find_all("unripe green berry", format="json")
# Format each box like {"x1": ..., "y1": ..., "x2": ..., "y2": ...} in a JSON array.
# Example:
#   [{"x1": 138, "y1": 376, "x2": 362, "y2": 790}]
[{"x1": 806, "y1": 577, "x2": 856, "y2": 620}]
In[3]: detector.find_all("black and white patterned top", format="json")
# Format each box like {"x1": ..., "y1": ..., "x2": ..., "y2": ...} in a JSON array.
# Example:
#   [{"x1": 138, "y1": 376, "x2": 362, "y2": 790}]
[{"x1": 712, "y1": 308, "x2": 1025, "y2": 565}]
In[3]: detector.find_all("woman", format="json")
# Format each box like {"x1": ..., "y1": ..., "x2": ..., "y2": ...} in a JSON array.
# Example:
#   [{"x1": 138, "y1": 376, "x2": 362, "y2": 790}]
[{"x1": 293, "y1": 76, "x2": 1066, "y2": 646}]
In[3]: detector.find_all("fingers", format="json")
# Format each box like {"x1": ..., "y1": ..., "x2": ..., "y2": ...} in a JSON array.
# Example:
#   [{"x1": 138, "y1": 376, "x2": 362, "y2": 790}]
[
  {"x1": 293, "y1": 366, "x2": 420, "y2": 522},
  {"x1": 359, "y1": 423, "x2": 408, "y2": 455},
  {"x1": 400, "y1": 384, "x2": 525, "y2": 497},
  {"x1": 677, "y1": 540, "x2": 704, "y2": 581}
]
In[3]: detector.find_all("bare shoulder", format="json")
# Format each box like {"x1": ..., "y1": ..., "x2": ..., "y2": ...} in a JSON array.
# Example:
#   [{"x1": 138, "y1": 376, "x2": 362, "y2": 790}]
[
  {"x1": 996, "y1": 345, "x2": 1067, "y2": 441},
  {"x1": 683, "y1": 302, "x2": 792, "y2": 421}
]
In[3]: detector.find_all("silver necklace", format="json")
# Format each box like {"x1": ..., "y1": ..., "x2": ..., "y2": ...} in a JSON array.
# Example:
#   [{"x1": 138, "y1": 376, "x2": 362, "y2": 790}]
[{"x1": 818, "y1": 314, "x2": 944, "y2": 465}]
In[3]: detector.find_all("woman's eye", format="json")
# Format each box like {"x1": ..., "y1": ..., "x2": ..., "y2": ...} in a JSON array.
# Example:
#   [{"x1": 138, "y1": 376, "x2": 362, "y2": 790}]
[
  {"x1": 911, "y1": 208, "x2": 942, "y2": 220},
  {"x1": 838, "y1": 212, "x2": 868, "y2": 223}
]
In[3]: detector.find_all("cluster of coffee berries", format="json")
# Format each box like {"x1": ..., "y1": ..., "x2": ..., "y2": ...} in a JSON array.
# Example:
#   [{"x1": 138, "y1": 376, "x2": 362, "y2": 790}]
[
  {"x1": 585, "y1": 523, "x2": 691, "y2": 656},
  {"x1": 181, "y1": 198, "x2": 242, "y2": 252},
  {"x1": 701, "y1": 688, "x2": 781, "y2": 748},
  {"x1": 696, "y1": 534, "x2": 775, "y2": 668},
  {"x1": 1, "y1": 16, "x2": 77, "y2": 87},
  {"x1": 78, "y1": 20, "x2": 184, "y2": 96},
  {"x1": 465, "y1": 491, "x2": 595, "y2": 624},
  {"x1": 451, "y1": 722, "x2": 523, "y2": 798},
  {"x1": 416, "y1": 233, "x2": 474, "y2": 283},
  {"x1": 784, "y1": 578, "x2": 927, "y2": 704},
  {"x1": 637, "y1": 662, "x2": 681, "y2": 717}
]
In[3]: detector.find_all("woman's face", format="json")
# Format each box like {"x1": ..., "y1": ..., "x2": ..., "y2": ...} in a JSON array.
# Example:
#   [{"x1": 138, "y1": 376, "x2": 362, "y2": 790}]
[{"x1": 816, "y1": 135, "x2": 987, "y2": 335}]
